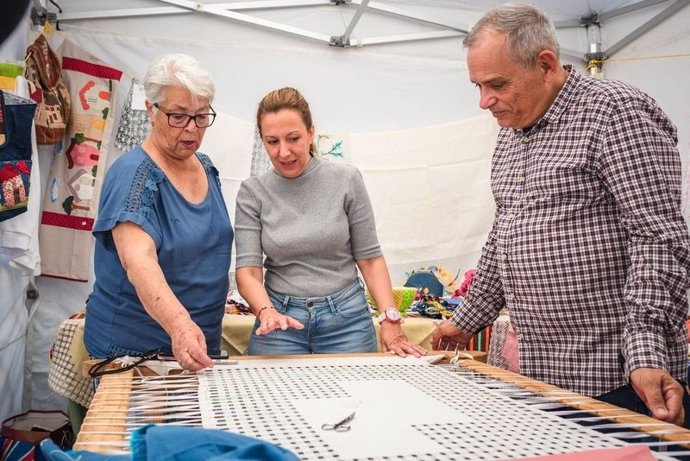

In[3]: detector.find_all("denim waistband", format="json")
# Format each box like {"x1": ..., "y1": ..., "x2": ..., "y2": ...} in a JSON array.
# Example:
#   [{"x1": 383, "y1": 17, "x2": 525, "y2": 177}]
[{"x1": 266, "y1": 279, "x2": 363, "y2": 309}]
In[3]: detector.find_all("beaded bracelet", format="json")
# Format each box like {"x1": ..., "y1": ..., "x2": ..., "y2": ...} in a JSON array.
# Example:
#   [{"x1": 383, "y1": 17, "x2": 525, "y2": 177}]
[{"x1": 257, "y1": 305, "x2": 275, "y2": 318}]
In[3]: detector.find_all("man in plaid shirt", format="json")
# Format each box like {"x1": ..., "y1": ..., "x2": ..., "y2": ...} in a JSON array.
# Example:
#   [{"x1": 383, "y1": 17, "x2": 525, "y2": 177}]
[{"x1": 433, "y1": 3, "x2": 690, "y2": 426}]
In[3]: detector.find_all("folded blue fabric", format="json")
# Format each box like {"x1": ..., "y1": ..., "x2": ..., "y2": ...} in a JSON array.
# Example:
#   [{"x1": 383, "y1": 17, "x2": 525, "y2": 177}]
[
  {"x1": 40, "y1": 438, "x2": 128, "y2": 460},
  {"x1": 40, "y1": 424, "x2": 300, "y2": 461},
  {"x1": 131, "y1": 425, "x2": 300, "y2": 461}
]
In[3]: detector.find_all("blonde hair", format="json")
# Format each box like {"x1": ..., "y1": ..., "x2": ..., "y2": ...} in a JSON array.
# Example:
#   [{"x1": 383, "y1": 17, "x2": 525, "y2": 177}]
[{"x1": 257, "y1": 87, "x2": 315, "y2": 156}]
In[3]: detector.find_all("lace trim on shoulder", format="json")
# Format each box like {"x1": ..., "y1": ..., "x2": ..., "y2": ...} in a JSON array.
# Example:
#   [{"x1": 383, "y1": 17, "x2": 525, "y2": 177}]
[
  {"x1": 124, "y1": 156, "x2": 164, "y2": 218},
  {"x1": 197, "y1": 152, "x2": 221, "y2": 188}
]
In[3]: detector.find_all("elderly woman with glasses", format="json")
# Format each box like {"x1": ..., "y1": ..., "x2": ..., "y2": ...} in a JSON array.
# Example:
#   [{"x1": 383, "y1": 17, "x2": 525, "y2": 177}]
[{"x1": 84, "y1": 54, "x2": 232, "y2": 372}]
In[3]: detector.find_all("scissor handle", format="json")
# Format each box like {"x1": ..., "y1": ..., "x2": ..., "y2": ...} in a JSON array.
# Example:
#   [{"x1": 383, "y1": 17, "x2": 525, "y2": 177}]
[
  {"x1": 321, "y1": 412, "x2": 356, "y2": 431},
  {"x1": 321, "y1": 423, "x2": 350, "y2": 432}
]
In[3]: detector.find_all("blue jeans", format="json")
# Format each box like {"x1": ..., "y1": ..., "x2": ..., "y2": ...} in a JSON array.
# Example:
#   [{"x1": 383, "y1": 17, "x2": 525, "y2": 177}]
[{"x1": 248, "y1": 279, "x2": 377, "y2": 355}]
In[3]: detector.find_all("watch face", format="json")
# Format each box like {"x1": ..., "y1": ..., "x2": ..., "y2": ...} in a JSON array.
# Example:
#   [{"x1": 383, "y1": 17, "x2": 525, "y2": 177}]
[{"x1": 386, "y1": 307, "x2": 401, "y2": 321}]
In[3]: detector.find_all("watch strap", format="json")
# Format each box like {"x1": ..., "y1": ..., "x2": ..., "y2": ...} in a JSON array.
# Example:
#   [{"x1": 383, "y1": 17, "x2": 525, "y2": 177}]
[{"x1": 378, "y1": 307, "x2": 402, "y2": 324}]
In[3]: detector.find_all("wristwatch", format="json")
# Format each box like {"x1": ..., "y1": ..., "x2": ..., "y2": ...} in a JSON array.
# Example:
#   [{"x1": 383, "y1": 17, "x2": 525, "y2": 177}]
[{"x1": 378, "y1": 307, "x2": 402, "y2": 324}]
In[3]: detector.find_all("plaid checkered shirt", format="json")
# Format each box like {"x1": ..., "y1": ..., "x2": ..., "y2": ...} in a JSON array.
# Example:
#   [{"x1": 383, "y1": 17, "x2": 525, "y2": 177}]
[{"x1": 452, "y1": 66, "x2": 690, "y2": 397}]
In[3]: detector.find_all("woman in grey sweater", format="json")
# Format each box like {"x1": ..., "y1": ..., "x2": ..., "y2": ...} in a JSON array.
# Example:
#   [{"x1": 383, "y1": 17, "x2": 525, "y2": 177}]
[{"x1": 235, "y1": 87, "x2": 425, "y2": 357}]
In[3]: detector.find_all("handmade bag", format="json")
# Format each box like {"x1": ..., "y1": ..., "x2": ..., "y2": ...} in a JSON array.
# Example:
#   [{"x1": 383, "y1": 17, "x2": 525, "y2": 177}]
[
  {"x1": 0, "y1": 90, "x2": 36, "y2": 222},
  {"x1": 24, "y1": 34, "x2": 70, "y2": 145},
  {"x1": 0, "y1": 410, "x2": 74, "y2": 460}
]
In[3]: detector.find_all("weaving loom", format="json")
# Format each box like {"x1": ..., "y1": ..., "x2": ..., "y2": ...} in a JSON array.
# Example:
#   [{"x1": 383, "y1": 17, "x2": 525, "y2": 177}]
[{"x1": 75, "y1": 355, "x2": 690, "y2": 460}]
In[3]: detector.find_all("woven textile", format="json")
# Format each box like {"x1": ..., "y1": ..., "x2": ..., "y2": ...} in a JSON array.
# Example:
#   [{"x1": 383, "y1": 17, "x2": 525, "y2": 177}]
[{"x1": 48, "y1": 318, "x2": 93, "y2": 407}]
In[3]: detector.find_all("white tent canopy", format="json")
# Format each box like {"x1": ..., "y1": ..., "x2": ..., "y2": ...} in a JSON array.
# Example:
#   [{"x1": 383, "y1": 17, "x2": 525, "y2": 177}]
[{"x1": 1, "y1": 0, "x2": 689, "y2": 420}]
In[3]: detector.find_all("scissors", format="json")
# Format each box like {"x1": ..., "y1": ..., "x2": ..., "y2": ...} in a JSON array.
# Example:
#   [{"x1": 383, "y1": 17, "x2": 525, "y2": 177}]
[{"x1": 321, "y1": 412, "x2": 355, "y2": 432}]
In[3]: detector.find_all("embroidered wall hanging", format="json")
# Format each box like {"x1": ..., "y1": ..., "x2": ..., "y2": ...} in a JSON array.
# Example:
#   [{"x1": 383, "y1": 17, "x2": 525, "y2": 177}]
[
  {"x1": 314, "y1": 133, "x2": 349, "y2": 163},
  {"x1": 0, "y1": 91, "x2": 36, "y2": 222},
  {"x1": 39, "y1": 40, "x2": 122, "y2": 281}
]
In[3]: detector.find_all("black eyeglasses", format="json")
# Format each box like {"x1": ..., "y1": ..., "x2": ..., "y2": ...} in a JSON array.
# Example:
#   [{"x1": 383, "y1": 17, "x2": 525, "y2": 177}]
[{"x1": 153, "y1": 103, "x2": 216, "y2": 128}]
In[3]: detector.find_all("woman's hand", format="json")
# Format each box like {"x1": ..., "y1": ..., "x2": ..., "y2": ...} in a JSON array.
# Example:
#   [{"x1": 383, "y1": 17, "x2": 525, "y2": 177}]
[
  {"x1": 355, "y1": 256, "x2": 425, "y2": 357},
  {"x1": 380, "y1": 321, "x2": 427, "y2": 357},
  {"x1": 255, "y1": 308, "x2": 304, "y2": 336},
  {"x1": 236, "y1": 267, "x2": 303, "y2": 335},
  {"x1": 170, "y1": 317, "x2": 214, "y2": 371}
]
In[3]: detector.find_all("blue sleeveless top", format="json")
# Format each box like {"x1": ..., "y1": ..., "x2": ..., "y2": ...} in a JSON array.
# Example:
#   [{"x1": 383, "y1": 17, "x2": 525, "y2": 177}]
[{"x1": 84, "y1": 147, "x2": 233, "y2": 358}]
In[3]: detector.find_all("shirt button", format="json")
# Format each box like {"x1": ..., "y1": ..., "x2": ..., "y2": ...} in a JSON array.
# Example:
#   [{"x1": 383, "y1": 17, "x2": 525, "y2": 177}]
[
  {"x1": 508, "y1": 212, "x2": 515, "y2": 220},
  {"x1": 500, "y1": 253, "x2": 507, "y2": 261},
  {"x1": 516, "y1": 176, "x2": 524, "y2": 183},
  {"x1": 522, "y1": 137, "x2": 529, "y2": 143},
  {"x1": 517, "y1": 333, "x2": 524, "y2": 340},
  {"x1": 507, "y1": 292, "x2": 515, "y2": 300}
]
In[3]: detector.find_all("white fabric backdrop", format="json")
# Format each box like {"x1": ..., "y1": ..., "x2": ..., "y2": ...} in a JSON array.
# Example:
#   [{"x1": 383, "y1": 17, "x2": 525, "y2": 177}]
[{"x1": 351, "y1": 115, "x2": 497, "y2": 277}]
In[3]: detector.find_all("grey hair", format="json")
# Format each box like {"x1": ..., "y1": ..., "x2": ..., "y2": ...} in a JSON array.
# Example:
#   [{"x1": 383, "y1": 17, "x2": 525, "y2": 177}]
[
  {"x1": 463, "y1": 3, "x2": 559, "y2": 68},
  {"x1": 143, "y1": 53, "x2": 215, "y2": 105}
]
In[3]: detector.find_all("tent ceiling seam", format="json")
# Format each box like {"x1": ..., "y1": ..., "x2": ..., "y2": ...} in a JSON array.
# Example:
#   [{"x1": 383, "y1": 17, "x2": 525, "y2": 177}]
[
  {"x1": 48, "y1": 0, "x2": 689, "y2": 54},
  {"x1": 53, "y1": 0, "x2": 468, "y2": 47}
]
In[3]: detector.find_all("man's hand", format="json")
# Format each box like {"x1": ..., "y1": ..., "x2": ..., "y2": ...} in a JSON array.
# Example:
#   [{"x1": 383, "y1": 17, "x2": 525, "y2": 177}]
[
  {"x1": 430, "y1": 320, "x2": 473, "y2": 351},
  {"x1": 629, "y1": 367, "x2": 685, "y2": 426}
]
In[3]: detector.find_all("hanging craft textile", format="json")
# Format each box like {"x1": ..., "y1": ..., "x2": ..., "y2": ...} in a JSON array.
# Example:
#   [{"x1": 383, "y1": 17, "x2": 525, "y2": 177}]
[
  {"x1": 0, "y1": 91, "x2": 36, "y2": 222},
  {"x1": 24, "y1": 34, "x2": 71, "y2": 145},
  {"x1": 250, "y1": 126, "x2": 271, "y2": 177},
  {"x1": 114, "y1": 78, "x2": 150, "y2": 152},
  {"x1": 39, "y1": 40, "x2": 122, "y2": 281}
]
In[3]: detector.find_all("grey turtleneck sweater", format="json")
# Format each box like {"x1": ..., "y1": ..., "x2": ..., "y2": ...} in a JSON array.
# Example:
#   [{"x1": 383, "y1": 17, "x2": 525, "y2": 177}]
[{"x1": 235, "y1": 158, "x2": 382, "y2": 297}]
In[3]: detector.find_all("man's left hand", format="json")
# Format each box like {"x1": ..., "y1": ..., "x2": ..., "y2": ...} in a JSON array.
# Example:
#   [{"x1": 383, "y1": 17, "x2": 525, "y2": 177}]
[{"x1": 629, "y1": 367, "x2": 685, "y2": 426}]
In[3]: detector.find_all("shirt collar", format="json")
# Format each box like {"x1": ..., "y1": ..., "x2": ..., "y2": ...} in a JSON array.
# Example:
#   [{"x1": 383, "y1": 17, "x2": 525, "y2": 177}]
[
  {"x1": 515, "y1": 64, "x2": 579, "y2": 135},
  {"x1": 542, "y1": 64, "x2": 579, "y2": 124}
]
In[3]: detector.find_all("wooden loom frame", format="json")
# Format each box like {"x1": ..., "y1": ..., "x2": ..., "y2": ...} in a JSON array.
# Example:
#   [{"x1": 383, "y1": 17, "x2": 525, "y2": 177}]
[{"x1": 74, "y1": 353, "x2": 690, "y2": 457}]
